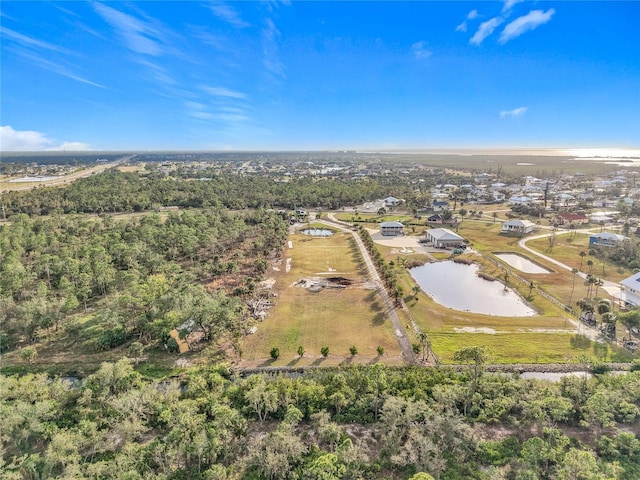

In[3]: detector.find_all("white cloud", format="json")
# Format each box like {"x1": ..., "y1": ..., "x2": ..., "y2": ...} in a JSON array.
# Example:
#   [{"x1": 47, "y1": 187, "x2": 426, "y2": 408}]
[
  {"x1": 499, "y1": 9, "x2": 555, "y2": 44},
  {"x1": 502, "y1": 0, "x2": 524, "y2": 14},
  {"x1": 262, "y1": 18, "x2": 285, "y2": 78},
  {"x1": 1, "y1": 27, "x2": 74, "y2": 55},
  {"x1": 93, "y1": 3, "x2": 163, "y2": 56},
  {"x1": 455, "y1": 21, "x2": 467, "y2": 33},
  {"x1": 500, "y1": 107, "x2": 528, "y2": 118},
  {"x1": 207, "y1": 2, "x2": 249, "y2": 28},
  {"x1": 455, "y1": 9, "x2": 480, "y2": 33},
  {"x1": 202, "y1": 86, "x2": 247, "y2": 99},
  {"x1": 0, "y1": 126, "x2": 90, "y2": 151},
  {"x1": 470, "y1": 17, "x2": 504, "y2": 45},
  {"x1": 411, "y1": 41, "x2": 432, "y2": 60}
]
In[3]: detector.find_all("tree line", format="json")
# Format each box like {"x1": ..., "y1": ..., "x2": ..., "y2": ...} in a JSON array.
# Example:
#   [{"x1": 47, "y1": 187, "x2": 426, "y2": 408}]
[{"x1": 1, "y1": 361, "x2": 639, "y2": 479}]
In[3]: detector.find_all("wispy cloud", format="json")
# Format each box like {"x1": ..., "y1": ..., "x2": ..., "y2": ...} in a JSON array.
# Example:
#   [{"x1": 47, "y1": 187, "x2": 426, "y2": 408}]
[
  {"x1": 411, "y1": 41, "x2": 432, "y2": 60},
  {"x1": 207, "y1": 1, "x2": 249, "y2": 28},
  {"x1": 1, "y1": 27, "x2": 74, "y2": 55},
  {"x1": 202, "y1": 86, "x2": 247, "y2": 99},
  {"x1": 500, "y1": 106, "x2": 528, "y2": 118},
  {"x1": 470, "y1": 17, "x2": 504, "y2": 45},
  {"x1": 499, "y1": 9, "x2": 555, "y2": 44},
  {"x1": 262, "y1": 18, "x2": 285, "y2": 78},
  {"x1": 502, "y1": 0, "x2": 525, "y2": 14},
  {"x1": 4, "y1": 39, "x2": 105, "y2": 88},
  {"x1": 0, "y1": 125, "x2": 90, "y2": 151},
  {"x1": 93, "y1": 3, "x2": 164, "y2": 56},
  {"x1": 456, "y1": 9, "x2": 480, "y2": 32}
]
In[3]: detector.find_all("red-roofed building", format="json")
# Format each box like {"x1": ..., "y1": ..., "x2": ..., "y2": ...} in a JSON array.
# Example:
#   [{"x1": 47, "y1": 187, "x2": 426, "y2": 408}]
[{"x1": 554, "y1": 212, "x2": 589, "y2": 226}]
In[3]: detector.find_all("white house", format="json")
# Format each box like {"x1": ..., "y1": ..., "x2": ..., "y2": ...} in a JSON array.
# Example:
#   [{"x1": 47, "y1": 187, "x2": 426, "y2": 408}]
[
  {"x1": 425, "y1": 228, "x2": 465, "y2": 248},
  {"x1": 620, "y1": 271, "x2": 640, "y2": 307},
  {"x1": 508, "y1": 196, "x2": 533, "y2": 206},
  {"x1": 383, "y1": 196, "x2": 402, "y2": 207},
  {"x1": 501, "y1": 219, "x2": 536, "y2": 235}
]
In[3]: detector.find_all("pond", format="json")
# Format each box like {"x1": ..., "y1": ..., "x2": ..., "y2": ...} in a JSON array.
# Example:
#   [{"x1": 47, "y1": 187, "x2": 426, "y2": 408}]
[
  {"x1": 495, "y1": 252, "x2": 551, "y2": 274},
  {"x1": 410, "y1": 261, "x2": 537, "y2": 316},
  {"x1": 301, "y1": 228, "x2": 334, "y2": 237}
]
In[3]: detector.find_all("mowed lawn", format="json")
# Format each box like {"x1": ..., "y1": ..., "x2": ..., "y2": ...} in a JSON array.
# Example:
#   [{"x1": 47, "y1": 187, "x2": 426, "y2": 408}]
[{"x1": 240, "y1": 230, "x2": 402, "y2": 366}]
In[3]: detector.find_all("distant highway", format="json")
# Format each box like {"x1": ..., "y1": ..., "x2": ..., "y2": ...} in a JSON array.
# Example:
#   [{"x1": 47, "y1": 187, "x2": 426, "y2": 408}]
[{"x1": 1, "y1": 156, "x2": 132, "y2": 193}]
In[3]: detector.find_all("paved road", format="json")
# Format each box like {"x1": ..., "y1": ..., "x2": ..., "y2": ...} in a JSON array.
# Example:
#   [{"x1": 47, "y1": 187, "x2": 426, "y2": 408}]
[
  {"x1": 518, "y1": 228, "x2": 622, "y2": 298},
  {"x1": 1, "y1": 156, "x2": 132, "y2": 192},
  {"x1": 318, "y1": 216, "x2": 417, "y2": 364}
]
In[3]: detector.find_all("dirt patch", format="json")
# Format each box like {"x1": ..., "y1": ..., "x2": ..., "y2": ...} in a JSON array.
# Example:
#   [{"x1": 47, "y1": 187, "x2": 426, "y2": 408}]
[{"x1": 453, "y1": 327, "x2": 497, "y2": 334}]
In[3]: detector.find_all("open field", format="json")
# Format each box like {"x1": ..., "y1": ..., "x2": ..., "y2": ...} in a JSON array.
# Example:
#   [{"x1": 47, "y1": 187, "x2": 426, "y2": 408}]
[{"x1": 240, "y1": 229, "x2": 403, "y2": 367}]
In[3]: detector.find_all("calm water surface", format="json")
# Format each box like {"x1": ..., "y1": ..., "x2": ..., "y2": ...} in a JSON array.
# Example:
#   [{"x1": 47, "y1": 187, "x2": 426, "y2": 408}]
[
  {"x1": 301, "y1": 229, "x2": 334, "y2": 237},
  {"x1": 495, "y1": 253, "x2": 551, "y2": 274},
  {"x1": 410, "y1": 261, "x2": 537, "y2": 316}
]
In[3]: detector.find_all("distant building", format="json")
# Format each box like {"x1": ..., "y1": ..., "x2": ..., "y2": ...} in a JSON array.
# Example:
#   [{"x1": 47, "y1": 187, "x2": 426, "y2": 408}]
[
  {"x1": 432, "y1": 200, "x2": 449, "y2": 212},
  {"x1": 508, "y1": 196, "x2": 533, "y2": 206},
  {"x1": 501, "y1": 219, "x2": 536, "y2": 235},
  {"x1": 380, "y1": 221, "x2": 404, "y2": 236},
  {"x1": 383, "y1": 196, "x2": 403, "y2": 207},
  {"x1": 555, "y1": 212, "x2": 589, "y2": 226},
  {"x1": 425, "y1": 228, "x2": 464, "y2": 248},
  {"x1": 589, "y1": 232, "x2": 627, "y2": 247},
  {"x1": 426, "y1": 213, "x2": 457, "y2": 225}
]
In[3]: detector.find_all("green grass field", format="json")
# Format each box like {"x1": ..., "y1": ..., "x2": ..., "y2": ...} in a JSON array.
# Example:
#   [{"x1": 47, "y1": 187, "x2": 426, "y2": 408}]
[{"x1": 240, "y1": 230, "x2": 403, "y2": 366}]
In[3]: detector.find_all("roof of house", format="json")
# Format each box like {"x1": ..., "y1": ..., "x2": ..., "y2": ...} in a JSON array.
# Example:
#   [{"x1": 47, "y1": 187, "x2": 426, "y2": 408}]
[
  {"x1": 558, "y1": 212, "x2": 588, "y2": 220},
  {"x1": 380, "y1": 221, "x2": 404, "y2": 228},
  {"x1": 502, "y1": 219, "x2": 536, "y2": 227},
  {"x1": 621, "y1": 271, "x2": 640, "y2": 290},
  {"x1": 590, "y1": 232, "x2": 627, "y2": 241},
  {"x1": 426, "y1": 228, "x2": 463, "y2": 241}
]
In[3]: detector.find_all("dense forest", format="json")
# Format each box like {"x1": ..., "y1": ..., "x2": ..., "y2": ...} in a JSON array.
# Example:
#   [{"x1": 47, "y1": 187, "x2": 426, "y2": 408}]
[
  {"x1": 0, "y1": 209, "x2": 288, "y2": 355},
  {"x1": 2, "y1": 362, "x2": 639, "y2": 479},
  {"x1": 0, "y1": 170, "x2": 428, "y2": 216}
]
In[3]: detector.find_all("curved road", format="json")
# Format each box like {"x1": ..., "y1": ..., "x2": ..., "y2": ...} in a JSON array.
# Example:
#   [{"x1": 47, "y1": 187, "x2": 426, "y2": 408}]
[{"x1": 518, "y1": 229, "x2": 622, "y2": 298}]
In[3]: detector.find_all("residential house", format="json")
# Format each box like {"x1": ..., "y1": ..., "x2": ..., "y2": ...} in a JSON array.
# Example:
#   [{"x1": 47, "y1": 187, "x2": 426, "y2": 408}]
[
  {"x1": 501, "y1": 219, "x2": 536, "y2": 235},
  {"x1": 620, "y1": 271, "x2": 640, "y2": 308},
  {"x1": 426, "y1": 213, "x2": 458, "y2": 225},
  {"x1": 383, "y1": 196, "x2": 402, "y2": 207},
  {"x1": 555, "y1": 212, "x2": 589, "y2": 226},
  {"x1": 432, "y1": 200, "x2": 449, "y2": 212},
  {"x1": 380, "y1": 221, "x2": 404, "y2": 236},
  {"x1": 508, "y1": 196, "x2": 534, "y2": 206},
  {"x1": 424, "y1": 228, "x2": 465, "y2": 248},
  {"x1": 589, "y1": 232, "x2": 627, "y2": 247}
]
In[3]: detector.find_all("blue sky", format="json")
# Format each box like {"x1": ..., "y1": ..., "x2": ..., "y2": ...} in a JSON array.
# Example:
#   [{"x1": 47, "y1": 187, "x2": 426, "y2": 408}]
[{"x1": 1, "y1": 1, "x2": 639, "y2": 152}]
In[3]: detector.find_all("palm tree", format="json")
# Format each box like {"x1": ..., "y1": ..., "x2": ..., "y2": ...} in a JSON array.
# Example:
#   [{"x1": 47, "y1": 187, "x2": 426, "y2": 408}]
[
  {"x1": 579, "y1": 251, "x2": 587, "y2": 270},
  {"x1": 587, "y1": 259, "x2": 594, "y2": 274},
  {"x1": 568, "y1": 268, "x2": 579, "y2": 307},
  {"x1": 594, "y1": 278, "x2": 604, "y2": 299}
]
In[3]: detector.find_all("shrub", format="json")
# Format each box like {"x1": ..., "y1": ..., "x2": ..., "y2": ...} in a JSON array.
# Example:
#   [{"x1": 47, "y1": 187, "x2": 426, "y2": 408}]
[
  {"x1": 321, "y1": 346, "x2": 330, "y2": 357},
  {"x1": 95, "y1": 325, "x2": 130, "y2": 351},
  {"x1": 270, "y1": 347, "x2": 280, "y2": 360}
]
